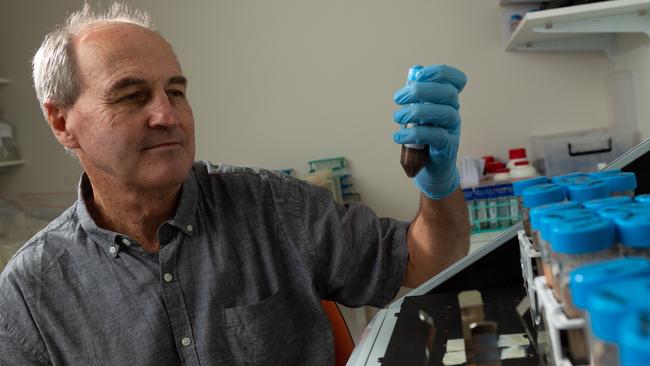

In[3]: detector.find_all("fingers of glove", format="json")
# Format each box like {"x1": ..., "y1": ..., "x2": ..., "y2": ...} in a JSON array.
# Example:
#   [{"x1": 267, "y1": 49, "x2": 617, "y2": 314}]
[
  {"x1": 392, "y1": 125, "x2": 453, "y2": 152},
  {"x1": 414, "y1": 64, "x2": 467, "y2": 92},
  {"x1": 393, "y1": 82, "x2": 459, "y2": 108},
  {"x1": 393, "y1": 103, "x2": 460, "y2": 129}
]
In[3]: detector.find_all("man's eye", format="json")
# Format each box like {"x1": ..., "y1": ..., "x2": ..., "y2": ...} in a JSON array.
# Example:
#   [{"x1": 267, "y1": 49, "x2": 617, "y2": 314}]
[
  {"x1": 119, "y1": 92, "x2": 145, "y2": 102},
  {"x1": 167, "y1": 89, "x2": 185, "y2": 98}
]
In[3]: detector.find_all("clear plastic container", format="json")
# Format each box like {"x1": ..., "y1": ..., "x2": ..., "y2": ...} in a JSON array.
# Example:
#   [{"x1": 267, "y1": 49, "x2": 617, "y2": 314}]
[
  {"x1": 463, "y1": 189, "x2": 475, "y2": 230},
  {"x1": 540, "y1": 208, "x2": 593, "y2": 292},
  {"x1": 486, "y1": 190, "x2": 498, "y2": 229},
  {"x1": 506, "y1": 187, "x2": 520, "y2": 225},
  {"x1": 473, "y1": 190, "x2": 488, "y2": 230},
  {"x1": 512, "y1": 176, "x2": 548, "y2": 233},
  {"x1": 614, "y1": 212, "x2": 650, "y2": 258},
  {"x1": 549, "y1": 215, "x2": 617, "y2": 313},
  {"x1": 597, "y1": 172, "x2": 637, "y2": 197},
  {"x1": 530, "y1": 202, "x2": 582, "y2": 285},
  {"x1": 496, "y1": 189, "x2": 510, "y2": 228},
  {"x1": 619, "y1": 310, "x2": 650, "y2": 366},
  {"x1": 586, "y1": 277, "x2": 650, "y2": 366},
  {"x1": 521, "y1": 183, "x2": 565, "y2": 247}
]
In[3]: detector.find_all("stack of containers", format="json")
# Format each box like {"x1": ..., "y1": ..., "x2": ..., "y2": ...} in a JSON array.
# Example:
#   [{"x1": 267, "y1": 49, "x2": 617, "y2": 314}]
[
  {"x1": 520, "y1": 183, "x2": 565, "y2": 250},
  {"x1": 465, "y1": 184, "x2": 521, "y2": 233}
]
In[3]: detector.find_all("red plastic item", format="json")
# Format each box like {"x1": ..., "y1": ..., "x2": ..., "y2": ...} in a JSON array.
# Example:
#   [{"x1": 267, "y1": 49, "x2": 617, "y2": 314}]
[
  {"x1": 514, "y1": 160, "x2": 530, "y2": 166},
  {"x1": 485, "y1": 161, "x2": 505, "y2": 173},
  {"x1": 482, "y1": 155, "x2": 495, "y2": 163},
  {"x1": 508, "y1": 148, "x2": 527, "y2": 160}
]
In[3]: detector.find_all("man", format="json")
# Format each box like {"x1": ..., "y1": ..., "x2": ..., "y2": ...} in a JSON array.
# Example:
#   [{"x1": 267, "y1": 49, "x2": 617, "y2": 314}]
[{"x1": 0, "y1": 3, "x2": 469, "y2": 365}]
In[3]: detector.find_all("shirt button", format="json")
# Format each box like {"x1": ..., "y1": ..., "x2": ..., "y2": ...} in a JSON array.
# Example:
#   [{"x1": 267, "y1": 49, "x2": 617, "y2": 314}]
[
  {"x1": 109, "y1": 246, "x2": 117, "y2": 254},
  {"x1": 121, "y1": 238, "x2": 131, "y2": 246},
  {"x1": 186, "y1": 225, "x2": 193, "y2": 232},
  {"x1": 163, "y1": 273, "x2": 173, "y2": 282},
  {"x1": 181, "y1": 337, "x2": 191, "y2": 347}
]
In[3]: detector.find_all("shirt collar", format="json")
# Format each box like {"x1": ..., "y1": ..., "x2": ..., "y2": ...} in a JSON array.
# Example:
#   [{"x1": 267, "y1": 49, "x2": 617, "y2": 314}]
[{"x1": 75, "y1": 168, "x2": 199, "y2": 257}]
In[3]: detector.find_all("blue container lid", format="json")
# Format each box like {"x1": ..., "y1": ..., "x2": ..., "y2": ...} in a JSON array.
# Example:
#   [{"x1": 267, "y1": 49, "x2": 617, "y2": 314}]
[
  {"x1": 588, "y1": 169, "x2": 622, "y2": 178},
  {"x1": 522, "y1": 183, "x2": 565, "y2": 209},
  {"x1": 598, "y1": 172, "x2": 637, "y2": 194},
  {"x1": 566, "y1": 180, "x2": 609, "y2": 202},
  {"x1": 529, "y1": 201, "x2": 582, "y2": 231},
  {"x1": 635, "y1": 194, "x2": 650, "y2": 204},
  {"x1": 486, "y1": 190, "x2": 497, "y2": 199},
  {"x1": 588, "y1": 277, "x2": 650, "y2": 342},
  {"x1": 473, "y1": 190, "x2": 486, "y2": 200},
  {"x1": 619, "y1": 312, "x2": 650, "y2": 366},
  {"x1": 549, "y1": 216, "x2": 615, "y2": 254},
  {"x1": 551, "y1": 172, "x2": 586, "y2": 184},
  {"x1": 615, "y1": 212, "x2": 650, "y2": 248},
  {"x1": 583, "y1": 196, "x2": 632, "y2": 212},
  {"x1": 496, "y1": 189, "x2": 509, "y2": 197},
  {"x1": 512, "y1": 176, "x2": 548, "y2": 196},
  {"x1": 540, "y1": 208, "x2": 594, "y2": 241},
  {"x1": 569, "y1": 257, "x2": 650, "y2": 311}
]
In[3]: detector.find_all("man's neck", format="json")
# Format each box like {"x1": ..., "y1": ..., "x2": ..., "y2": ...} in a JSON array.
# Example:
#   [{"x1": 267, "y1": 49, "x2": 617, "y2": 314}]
[{"x1": 84, "y1": 176, "x2": 182, "y2": 253}]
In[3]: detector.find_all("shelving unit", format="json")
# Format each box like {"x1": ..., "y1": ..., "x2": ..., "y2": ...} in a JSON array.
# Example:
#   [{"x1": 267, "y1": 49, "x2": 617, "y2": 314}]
[{"x1": 504, "y1": 0, "x2": 650, "y2": 58}]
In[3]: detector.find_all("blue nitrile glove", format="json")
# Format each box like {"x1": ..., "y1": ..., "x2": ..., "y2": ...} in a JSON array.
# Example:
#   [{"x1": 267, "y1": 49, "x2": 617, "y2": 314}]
[{"x1": 392, "y1": 64, "x2": 467, "y2": 200}]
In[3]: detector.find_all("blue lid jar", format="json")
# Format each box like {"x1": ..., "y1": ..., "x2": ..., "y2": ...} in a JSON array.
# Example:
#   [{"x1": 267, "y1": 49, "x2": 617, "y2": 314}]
[
  {"x1": 597, "y1": 172, "x2": 637, "y2": 194},
  {"x1": 583, "y1": 196, "x2": 632, "y2": 212},
  {"x1": 551, "y1": 172, "x2": 586, "y2": 184},
  {"x1": 529, "y1": 201, "x2": 581, "y2": 231},
  {"x1": 619, "y1": 311, "x2": 650, "y2": 366},
  {"x1": 566, "y1": 180, "x2": 609, "y2": 202},
  {"x1": 614, "y1": 212, "x2": 650, "y2": 248},
  {"x1": 512, "y1": 176, "x2": 548, "y2": 196},
  {"x1": 522, "y1": 183, "x2": 565, "y2": 209},
  {"x1": 569, "y1": 257, "x2": 650, "y2": 311},
  {"x1": 588, "y1": 169, "x2": 622, "y2": 178},
  {"x1": 486, "y1": 189, "x2": 497, "y2": 199},
  {"x1": 635, "y1": 194, "x2": 650, "y2": 204},
  {"x1": 540, "y1": 208, "x2": 595, "y2": 242},
  {"x1": 473, "y1": 190, "x2": 486, "y2": 200},
  {"x1": 549, "y1": 216, "x2": 615, "y2": 254},
  {"x1": 588, "y1": 277, "x2": 650, "y2": 343},
  {"x1": 463, "y1": 189, "x2": 474, "y2": 202},
  {"x1": 496, "y1": 189, "x2": 509, "y2": 198}
]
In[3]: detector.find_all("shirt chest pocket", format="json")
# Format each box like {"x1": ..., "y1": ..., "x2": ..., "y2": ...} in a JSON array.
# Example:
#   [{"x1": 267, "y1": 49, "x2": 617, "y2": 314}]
[{"x1": 223, "y1": 287, "x2": 303, "y2": 365}]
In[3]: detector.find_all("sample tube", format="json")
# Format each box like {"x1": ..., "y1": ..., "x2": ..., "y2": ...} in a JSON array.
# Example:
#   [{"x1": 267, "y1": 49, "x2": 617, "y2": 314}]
[
  {"x1": 400, "y1": 66, "x2": 429, "y2": 178},
  {"x1": 505, "y1": 186, "x2": 519, "y2": 225},
  {"x1": 473, "y1": 190, "x2": 488, "y2": 230},
  {"x1": 512, "y1": 176, "x2": 549, "y2": 235},
  {"x1": 582, "y1": 196, "x2": 632, "y2": 212},
  {"x1": 497, "y1": 189, "x2": 510, "y2": 228},
  {"x1": 615, "y1": 212, "x2": 650, "y2": 258},
  {"x1": 566, "y1": 179, "x2": 610, "y2": 203},
  {"x1": 463, "y1": 189, "x2": 476, "y2": 231},
  {"x1": 598, "y1": 172, "x2": 637, "y2": 197},
  {"x1": 521, "y1": 183, "x2": 566, "y2": 249},
  {"x1": 486, "y1": 190, "x2": 498, "y2": 229}
]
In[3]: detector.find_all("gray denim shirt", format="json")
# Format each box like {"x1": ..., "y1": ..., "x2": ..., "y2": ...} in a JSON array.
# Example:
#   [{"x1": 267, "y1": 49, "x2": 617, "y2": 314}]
[{"x1": 0, "y1": 161, "x2": 408, "y2": 365}]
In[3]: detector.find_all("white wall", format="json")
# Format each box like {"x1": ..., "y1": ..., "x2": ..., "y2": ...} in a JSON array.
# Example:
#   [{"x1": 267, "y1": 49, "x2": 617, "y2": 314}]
[{"x1": 1, "y1": 0, "x2": 615, "y2": 220}]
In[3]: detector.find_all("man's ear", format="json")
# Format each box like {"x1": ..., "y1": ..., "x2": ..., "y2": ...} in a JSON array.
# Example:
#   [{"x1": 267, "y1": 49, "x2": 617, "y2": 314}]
[{"x1": 43, "y1": 101, "x2": 80, "y2": 149}]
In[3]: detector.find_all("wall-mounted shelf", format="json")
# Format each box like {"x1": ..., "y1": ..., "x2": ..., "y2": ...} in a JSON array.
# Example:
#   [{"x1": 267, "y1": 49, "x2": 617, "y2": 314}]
[
  {"x1": 505, "y1": 0, "x2": 650, "y2": 58},
  {"x1": 0, "y1": 159, "x2": 25, "y2": 171}
]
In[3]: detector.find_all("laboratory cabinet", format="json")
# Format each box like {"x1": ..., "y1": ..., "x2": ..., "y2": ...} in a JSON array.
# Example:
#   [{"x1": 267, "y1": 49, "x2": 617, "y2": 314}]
[{"x1": 501, "y1": 0, "x2": 650, "y2": 58}]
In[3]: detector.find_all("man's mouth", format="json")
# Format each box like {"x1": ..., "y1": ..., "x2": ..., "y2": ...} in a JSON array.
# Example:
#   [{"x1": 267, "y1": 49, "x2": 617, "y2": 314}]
[{"x1": 143, "y1": 141, "x2": 182, "y2": 150}]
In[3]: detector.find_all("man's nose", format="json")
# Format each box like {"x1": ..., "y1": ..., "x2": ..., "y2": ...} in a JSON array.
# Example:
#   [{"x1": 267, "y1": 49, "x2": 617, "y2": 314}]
[{"x1": 148, "y1": 92, "x2": 178, "y2": 128}]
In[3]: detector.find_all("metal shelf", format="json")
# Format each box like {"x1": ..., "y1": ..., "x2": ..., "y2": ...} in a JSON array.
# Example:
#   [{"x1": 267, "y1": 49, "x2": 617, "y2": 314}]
[{"x1": 505, "y1": 0, "x2": 650, "y2": 58}]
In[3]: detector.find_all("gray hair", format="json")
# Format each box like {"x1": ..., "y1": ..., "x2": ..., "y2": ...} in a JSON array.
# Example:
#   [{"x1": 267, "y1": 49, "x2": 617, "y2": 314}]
[{"x1": 32, "y1": 3, "x2": 154, "y2": 117}]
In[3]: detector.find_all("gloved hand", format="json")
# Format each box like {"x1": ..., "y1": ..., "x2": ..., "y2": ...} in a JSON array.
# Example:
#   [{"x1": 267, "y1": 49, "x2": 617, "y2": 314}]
[{"x1": 392, "y1": 64, "x2": 467, "y2": 200}]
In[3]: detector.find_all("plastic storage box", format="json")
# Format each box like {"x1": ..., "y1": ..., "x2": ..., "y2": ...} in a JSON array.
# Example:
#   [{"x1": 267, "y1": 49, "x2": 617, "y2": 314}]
[{"x1": 530, "y1": 127, "x2": 638, "y2": 177}]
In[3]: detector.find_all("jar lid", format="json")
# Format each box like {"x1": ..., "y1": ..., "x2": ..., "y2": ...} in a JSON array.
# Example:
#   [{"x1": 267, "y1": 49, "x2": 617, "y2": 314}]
[
  {"x1": 619, "y1": 312, "x2": 650, "y2": 365},
  {"x1": 463, "y1": 189, "x2": 473, "y2": 201},
  {"x1": 569, "y1": 257, "x2": 650, "y2": 311},
  {"x1": 566, "y1": 180, "x2": 609, "y2": 202},
  {"x1": 485, "y1": 189, "x2": 497, "y2": 199},
  {"x1": 550, "y1": 172, "x2": 586, "y2": 184},
  {"x1": 508, "y1": 148, "x2": 526, "y2": 159},
  {"x1": 529, "y1": 201, "x2": 581, "y2": 231},
  {"x1": 512, "y1": 176, "x2": 548, "y2": 196},
  {"x1": 596, "y1": 203, "x2": 649, "y2": 221},
  {"x1": 583, "y1": 196, "x2": 632, "y2": 212},
  {"x1": 615, "y1": 212, "x2": 650, "y2": 248},
  {"x1": 540, "y1": 208, "x2": 594, "y2": 242},
  {"x1": 513, "y1": 160, "x2": 529, "y2": 166},
  {"x1": 636, "y1": 194, "x2": 650, "y2": 204},
  {"x1": 588, "y1": 277, "x2": 650, "y2": 342},
  {"x1": 588, "y1": 169, "x2": 622, "y2": 178},
  {"x1": 521, "y1": 183, "x2": 565, "y2": 209},
  {"x1": 597, "y1": 172, "x2": 637, "y2": 194},
  {"x1": 549, "y1": 215, "x2": 615, "y2": 254}
]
